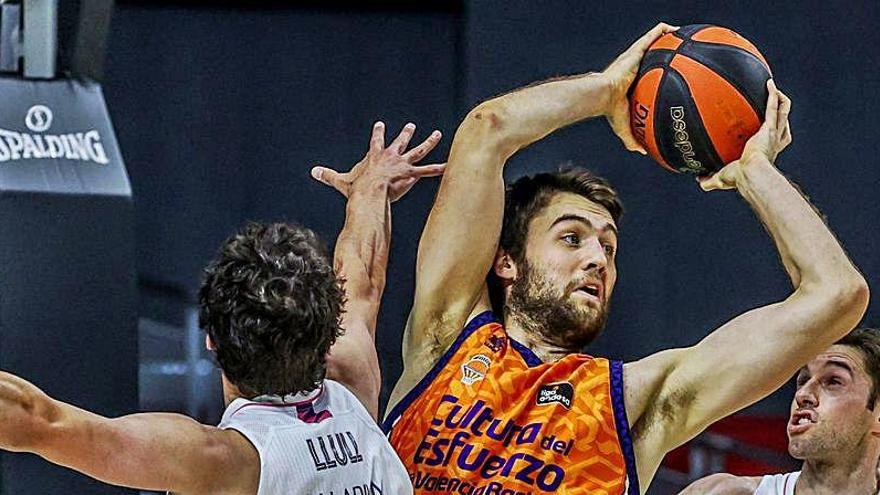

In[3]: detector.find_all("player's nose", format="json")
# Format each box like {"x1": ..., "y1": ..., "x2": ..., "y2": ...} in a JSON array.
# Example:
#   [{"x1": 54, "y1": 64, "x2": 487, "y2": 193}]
[
  {"x1": 794, "y1": 380, "x2": 819, "y2": 407},
  {"x1": 579, "y1": 236, "x2": 607, "y2": 272}
]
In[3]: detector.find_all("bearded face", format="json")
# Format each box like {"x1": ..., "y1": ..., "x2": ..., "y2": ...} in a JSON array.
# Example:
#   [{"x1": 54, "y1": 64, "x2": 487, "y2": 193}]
[
  {"x1": 505, "y1": 258, "x2": 610, "y2": 352},
  {"x1": 498, "y1": 193, "x2": 619, "y2": 353}
]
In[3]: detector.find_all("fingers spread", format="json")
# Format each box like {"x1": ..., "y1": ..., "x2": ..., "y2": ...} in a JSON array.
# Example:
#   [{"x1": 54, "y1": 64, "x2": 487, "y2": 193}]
[
  {"x1": 404, "y1": 130, "x2": 443, "y2": 162},
  {"x1": 397, "y1": 177, "x2": 418, "y2": 191},
  {"x1": 410, "y1": 162, "x2": 446, "y2": 178},
  {"x1": 370, "y1": 121, "x2": 386, "y2": 154},
  {"x1": 390, "y1": 122, "x2": 416, "y2": 154},
  {"x1": 310, "y1": 166, "x2": 343, "y2": 190},
  {"x1": 310, "y1": 165, "x2": 324, "y2": 180}
]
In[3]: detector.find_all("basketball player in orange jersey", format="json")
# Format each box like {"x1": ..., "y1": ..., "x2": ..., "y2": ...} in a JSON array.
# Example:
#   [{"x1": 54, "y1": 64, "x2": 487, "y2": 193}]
[
  {"x1": 0, "y1": 122, "x2": 442, "y2": 494},
  {"x1": 377, "y1": 22, "x2": 869, "y2": 494}
]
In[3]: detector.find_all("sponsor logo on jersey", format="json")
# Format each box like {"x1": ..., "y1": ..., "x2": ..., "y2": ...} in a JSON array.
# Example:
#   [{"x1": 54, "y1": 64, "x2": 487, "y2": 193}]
[
  {"x1": 483, "y1": 335, "x2": 507, "y2": 353},
  {"x1": 414, "y1": 395, "x2": 570, "y2": 492},
  {"x1": 536, "y1": 382, "x2": 574, "y2": 409},
  {"x1": 460, "y1": 354, "x2": 491, "y2": 385}
]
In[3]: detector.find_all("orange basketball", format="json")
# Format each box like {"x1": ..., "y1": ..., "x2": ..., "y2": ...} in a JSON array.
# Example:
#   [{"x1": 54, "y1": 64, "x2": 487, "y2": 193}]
[{"x1": 628, "y1": 24, "x2": 772, "y2": 175}]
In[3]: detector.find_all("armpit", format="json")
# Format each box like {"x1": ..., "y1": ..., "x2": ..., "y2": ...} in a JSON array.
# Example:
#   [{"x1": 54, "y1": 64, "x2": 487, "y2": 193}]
[{"x1": 632, "y1": 385, "x2": 697, "y2": 441}]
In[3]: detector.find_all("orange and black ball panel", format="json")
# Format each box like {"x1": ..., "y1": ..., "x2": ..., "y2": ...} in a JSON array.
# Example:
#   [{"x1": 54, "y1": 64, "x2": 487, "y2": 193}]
[{"x1": 629, "y1": 24, "x2": 772, "y2": 176}]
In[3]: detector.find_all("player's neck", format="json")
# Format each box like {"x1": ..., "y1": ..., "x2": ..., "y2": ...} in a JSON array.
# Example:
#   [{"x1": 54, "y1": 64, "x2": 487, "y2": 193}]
[
  {"x1": 797, "y1": 452, "x2": 879, "y2": 495},
  {"x1": 504, "y1": 313, "x2": 571, "y2": 363},
  {"x1": 220, "y1": 374, "x2": 244, "y2": 407}
]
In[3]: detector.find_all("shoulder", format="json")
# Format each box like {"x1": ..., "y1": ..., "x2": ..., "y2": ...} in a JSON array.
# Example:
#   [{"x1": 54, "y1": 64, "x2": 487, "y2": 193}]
[
  {"x1": 189, "y1": 425, "x2": 261, "y2": 494},
  {"x1": 387, "y1": 308, "x2": 500, "y2": 410},
  {"x1": 409, "y1": 287, "x2": 494, "y2": 358},
  {"x1": 680, "y1": 473, "x2": 761, "y2": 495},
  {"x1": 324, "y1": 378, "x2": 360, "y2": 403},
  {"x1": 324, "y1": 379, "x2": 382, "y2": 423}
]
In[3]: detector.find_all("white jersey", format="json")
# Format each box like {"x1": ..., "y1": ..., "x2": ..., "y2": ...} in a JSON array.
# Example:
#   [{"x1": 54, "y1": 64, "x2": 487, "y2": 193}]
[
  {"x1": 753, "y1": 470, "x2": 880, "y2": 495},
  {"x1": 754, "y1": 472, "x2": 799, "y2": 495},
  {"x1": 219, "y1": 379, "x2": 412, "y2": 495}
]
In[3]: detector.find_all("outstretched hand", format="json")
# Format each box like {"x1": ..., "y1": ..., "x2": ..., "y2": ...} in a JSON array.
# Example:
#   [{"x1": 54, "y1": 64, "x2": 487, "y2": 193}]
[
  {"x1": 699, "y1": 79, "x2": 792, "y2": 192},
  {"x1": 602, "y1": 22, "x2": 679, "y2": 154},
  {"x1": 311, "y1": 121, "x2": 445, "y2": 202}
]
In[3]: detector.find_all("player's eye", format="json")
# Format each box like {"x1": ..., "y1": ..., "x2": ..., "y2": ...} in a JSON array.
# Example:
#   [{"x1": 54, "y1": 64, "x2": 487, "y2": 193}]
[
  {"x1": 603, "y1": 243, "x2": 616, "y2": 256},
  {"x1": 827, "y1": 377, "x2": 844, "y2": 387},
  {"x1": 561, "y1": 233, "x2": 580, "y2": 246}
]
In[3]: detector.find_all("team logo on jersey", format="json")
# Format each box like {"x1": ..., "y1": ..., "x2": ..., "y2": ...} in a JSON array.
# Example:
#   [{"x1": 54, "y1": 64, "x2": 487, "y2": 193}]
[
  {"x1": 536, "y1": 382, "x2": 574, "y2": 409},
  {"x1": 460, "y1": 354, "x2": 491, "y2": 385},
  {"x1": 483, "y1": 335, "x2": 507, "y2": 353}
]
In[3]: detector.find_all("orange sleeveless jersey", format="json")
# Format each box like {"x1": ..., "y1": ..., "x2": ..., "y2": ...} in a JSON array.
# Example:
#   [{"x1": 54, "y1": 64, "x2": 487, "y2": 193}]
[{"x1": 383, "y1": 311, "x2": 639, "y2": 495}]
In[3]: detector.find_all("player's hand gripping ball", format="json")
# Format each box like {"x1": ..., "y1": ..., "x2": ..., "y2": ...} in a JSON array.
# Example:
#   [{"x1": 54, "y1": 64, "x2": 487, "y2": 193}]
[{"x1": 628, "y1": 24, "x2": 772, "y2": 176}]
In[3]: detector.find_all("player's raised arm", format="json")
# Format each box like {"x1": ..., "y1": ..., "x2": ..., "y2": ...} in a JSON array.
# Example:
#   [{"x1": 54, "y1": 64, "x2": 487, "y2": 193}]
[
  {"x1": 0, "y1": 371, "x2": 257, "y2": 494},
  {"x1": 312, "y1": 122, "x2": 444, "y2": 419},
  {"x1": 398, "y1": 24, "x2": 680, "y2": 398},
  {"x1": 626, "y1": 81, "x2": 870, "y2": 484}
]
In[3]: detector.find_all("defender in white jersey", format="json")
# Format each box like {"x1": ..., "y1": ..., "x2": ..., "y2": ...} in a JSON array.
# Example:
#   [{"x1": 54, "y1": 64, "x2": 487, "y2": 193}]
[
  {"x1": 218, "y1": 380, "x2": 409, "y2": 494},
  {"x1": 681, "y1": 327, "x2": 880, "y2": 495},
  {"x1": 0, "y1": 122, "x2": 443, "y2": 494}
]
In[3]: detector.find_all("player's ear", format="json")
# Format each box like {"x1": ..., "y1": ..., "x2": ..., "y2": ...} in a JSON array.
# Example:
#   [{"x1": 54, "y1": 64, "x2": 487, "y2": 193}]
[
  {"x1": 493, "y1": 248, "x2": 518, "y2": 283},
  {"x1": 870, "y1": 400, "x2": 880, "y2": 438},
  {"x1": 205, "y1": 334, "x2": 216, "y2": 351}
]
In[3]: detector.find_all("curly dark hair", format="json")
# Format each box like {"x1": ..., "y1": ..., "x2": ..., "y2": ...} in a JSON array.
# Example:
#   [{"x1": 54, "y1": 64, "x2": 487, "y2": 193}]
[
  {"x1": 500, "y1": 167, "x2": 623, "y2": 263},
  {"x1": 198, "y1": 222, "x2": 344, "y2": 398}
]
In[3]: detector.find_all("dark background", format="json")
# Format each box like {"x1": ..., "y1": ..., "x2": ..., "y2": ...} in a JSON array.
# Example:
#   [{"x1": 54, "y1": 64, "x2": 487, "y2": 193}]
[{"x1": 97, "y1": 0, "x2": 880, "y2": 492}]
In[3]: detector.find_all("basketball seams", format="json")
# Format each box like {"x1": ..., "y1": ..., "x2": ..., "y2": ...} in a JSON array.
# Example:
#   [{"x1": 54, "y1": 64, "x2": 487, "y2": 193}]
[
  {"x1": 635, "y1": 49, "x2": 675, "y2": 81},
  {"x1": 649, "y1": 34, "x2": 684, "y2": 52},
  {"x1": 635, "y1": 25, "x2": 768, "y2": 175},
  {"x1": 679, "y1": 43, "x2": 769, "y2": 119},
  {"x1": 697, "y1": 41, "x2": 768, "y2": 69},
  {"x1": 672, "y1": 23, "x2": 712, "y2": 41},
  {"x1": 651, "y1": 67, "x2": 680, "y2": 171},
  {"x1": 651, "y1": 67, "x2": 684, "y2": 172},
  {"x1": 655, "y1": 64, "x2": 726, "y2": 173},
  {"x1": 670, "y1": 54, "x2": 762, "y2": 166},
  {"x1": 690, "y1": 26, "x2": 770, "y2": 67},
  {"x1": 630, "y1": 67, "x2": 675, "y2": 172}
]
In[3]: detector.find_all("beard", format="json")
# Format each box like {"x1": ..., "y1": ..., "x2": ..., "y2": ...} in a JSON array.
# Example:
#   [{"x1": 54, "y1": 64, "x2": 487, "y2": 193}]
[
  {"x1": 788, "y1": 418, "x2": 867, "y2": 462},
  {"x1": 504, "y1": 259, "x2": 609, "y2": 352}
]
